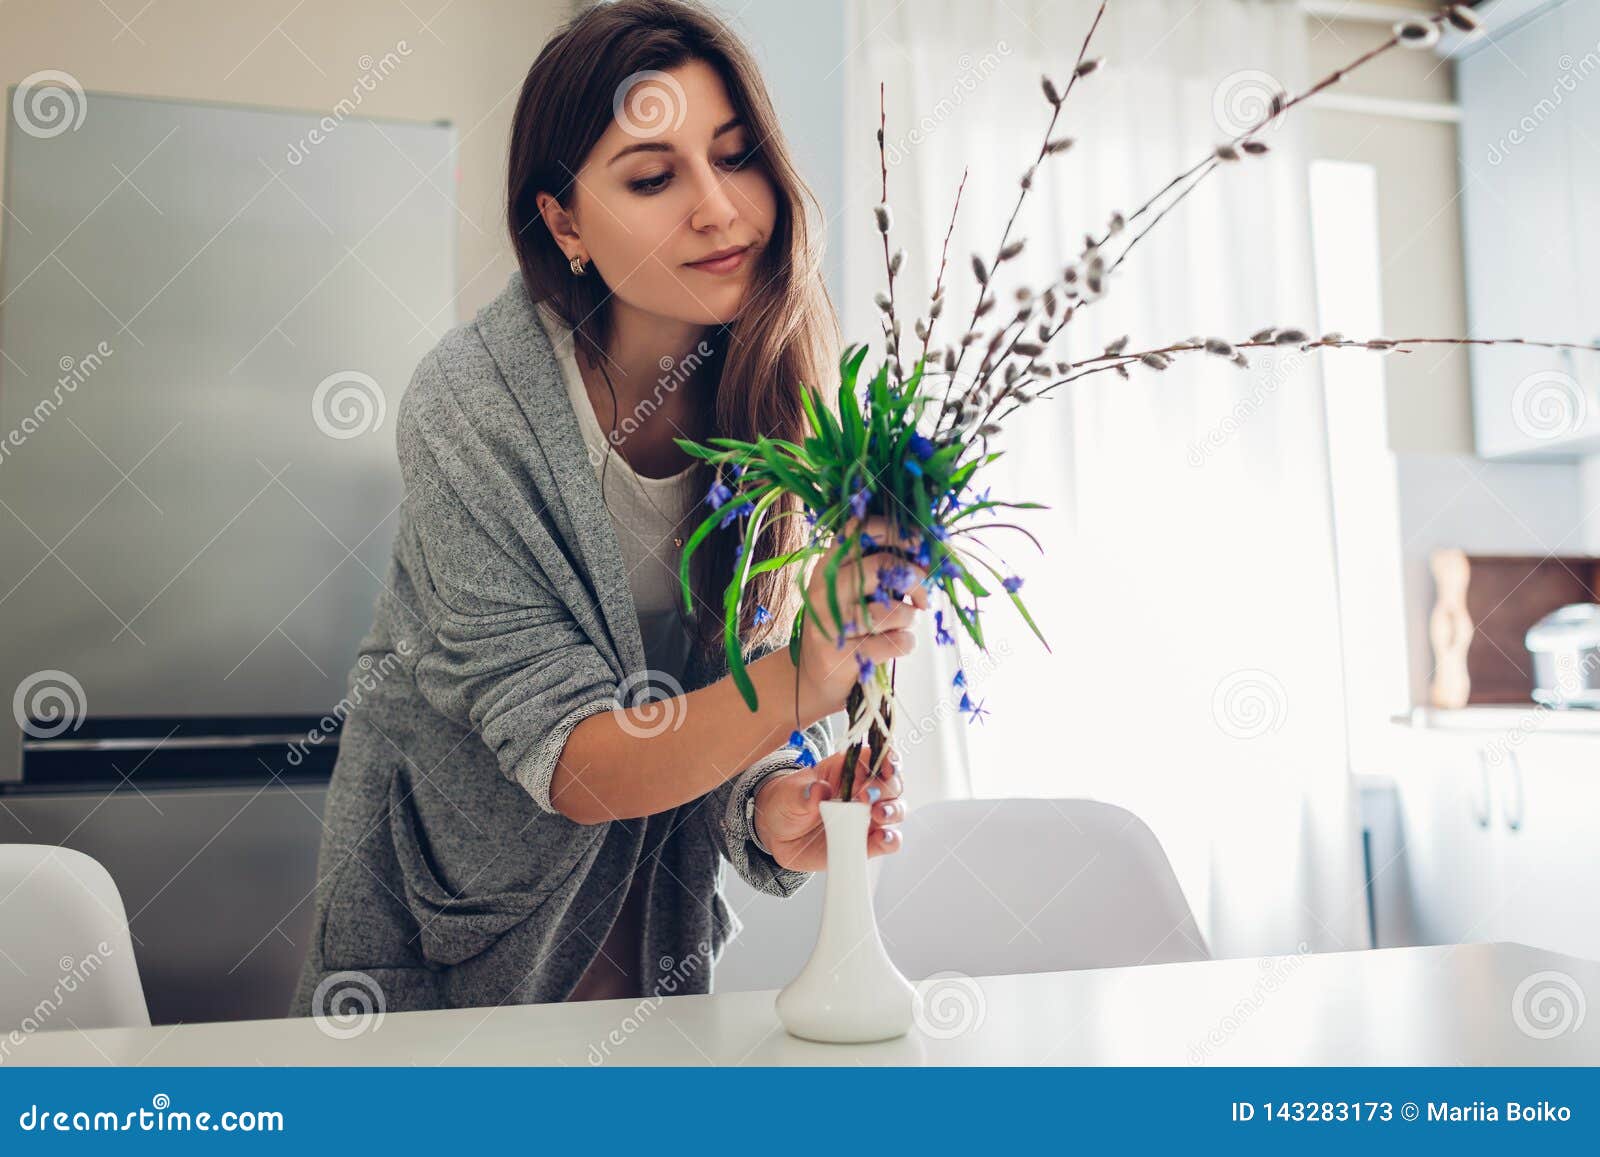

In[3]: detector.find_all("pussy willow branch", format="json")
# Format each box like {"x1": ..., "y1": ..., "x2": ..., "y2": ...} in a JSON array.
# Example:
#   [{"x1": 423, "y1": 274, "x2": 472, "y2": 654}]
[
  {"x1": 932, "y1": 6, "x2": 1464, "y2": 440},
  {"x1": 930, "y1": 170, "x2": 969, "y2": 418},
  {"x1": 994, "y1": 334, "x2": 1600, "y2": 421},
  {"x1": 944, "y1": 0, "x2": 1107, "y2": 392},
  {"x1": 877, "y1": 82, "x2": 904, "y2": 391}
]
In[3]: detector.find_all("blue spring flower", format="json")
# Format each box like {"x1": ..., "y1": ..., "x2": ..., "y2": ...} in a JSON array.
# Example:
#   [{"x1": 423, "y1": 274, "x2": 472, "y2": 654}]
[
  {"x1": 753, "y1": 603, "x2": 770, "y2": 625},
  {"x1": 835, "y1": 618, "x2": 857, "y2": 649},
  {"x1": 1003, "y1": 575, "x2": 1024, "y2": 594},
  {"x1": 857, "y1": 654, "x2": 875, "y2": 681},
  {"x1": 909, "y1": 432, "x2": 935, "y2": 461},
  {"x1": 860, "y1": 531, "x2": 877, "y2": 550},
  {"x1": 914, "y1": 538, "x2": 932, "y2": 568},
  {"x1": 877, "y1": 563, "x2": 914, "y2": 600},
  {"x1": 905, "y1": 459, "x2": 923, "y2": 478},
  {"x1": 733, "y1": 542, "x2": 744, "y2": 561},
  {"x1": 719, "y1": 499, "x2": 755, "y2": 529},
  {"x1": 952, "y1": 669, "x2": 967, "y2": 689},
  {"x1": 933, "y1": 557, "x2": 963, "y2": 582},
  {"x1": 705, "y1": 480, "x2": 734, "y2": 510},
  {"x1": 850, "y1": 486, "x2": 871, "y2": 520},
  {"x1": 788, "y1": 729, "x2": 817, "y2": 768},
  {"x1": 934, "y1": 610, "x2": 954, "y2": 646}
]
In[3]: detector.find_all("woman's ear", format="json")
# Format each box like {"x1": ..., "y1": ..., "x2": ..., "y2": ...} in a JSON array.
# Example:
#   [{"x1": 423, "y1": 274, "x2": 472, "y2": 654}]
[{"x1": 534, "y1": 190, "x2": 583, "y2": 264}]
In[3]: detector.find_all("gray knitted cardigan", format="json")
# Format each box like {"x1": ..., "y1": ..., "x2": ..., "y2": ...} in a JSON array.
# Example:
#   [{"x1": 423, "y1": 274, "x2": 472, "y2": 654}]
[{"x1": 289, "y1": 272, "x2": 828, "y2": 1016}]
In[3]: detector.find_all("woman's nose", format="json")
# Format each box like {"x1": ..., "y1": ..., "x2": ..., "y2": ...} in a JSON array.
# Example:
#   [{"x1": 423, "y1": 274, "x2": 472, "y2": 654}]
[{"x1": 688, "y1": 162, "x2": 739, "y2": 234}]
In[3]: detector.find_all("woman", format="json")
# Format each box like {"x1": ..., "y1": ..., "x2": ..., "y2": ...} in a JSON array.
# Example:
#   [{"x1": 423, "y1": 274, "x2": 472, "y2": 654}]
[{"x1": 291, "y1": 0, "x2": 926, "y2": 1015}]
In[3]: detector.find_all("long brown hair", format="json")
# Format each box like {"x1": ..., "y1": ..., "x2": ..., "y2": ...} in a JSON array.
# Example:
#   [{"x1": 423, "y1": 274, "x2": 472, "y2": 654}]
[{"x1": 506, "y1": 0, "x2": 839, "y2": 665}]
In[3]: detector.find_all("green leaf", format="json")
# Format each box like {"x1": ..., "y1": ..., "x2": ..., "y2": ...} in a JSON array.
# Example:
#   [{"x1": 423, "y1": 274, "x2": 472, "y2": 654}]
[
  {"x1": 678, "y1": 503, "x2": 726, "y2": 615},
  {"x1": 959, "y1": 547, "x2": 1051, "y2": 653},
  {"x1": 839, "y1": 373, "x2": 866, "y2": 461},
  {"x1": 949, "y1": 498, "x2": 1048, "y2": 524},
  {"x1": 723, "y1": 489, "x2": 784, "y2": 711}
]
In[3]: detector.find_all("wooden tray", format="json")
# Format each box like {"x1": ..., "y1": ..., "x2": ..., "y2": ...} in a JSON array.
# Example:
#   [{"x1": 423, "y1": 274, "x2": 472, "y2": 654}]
[{"x1": 1429, "y1": 550, "x2": 1600, "y2": 707}]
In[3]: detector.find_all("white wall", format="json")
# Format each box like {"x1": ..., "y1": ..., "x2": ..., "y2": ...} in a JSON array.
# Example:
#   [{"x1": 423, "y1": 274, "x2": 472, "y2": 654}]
[{"x1": 1307, "y1": 1, "x2": 1474, "y2": 454}]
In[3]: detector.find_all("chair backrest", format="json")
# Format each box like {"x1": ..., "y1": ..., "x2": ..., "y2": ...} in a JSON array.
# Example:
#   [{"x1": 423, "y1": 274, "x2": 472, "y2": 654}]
[
  {"x1": 874, "y1": 798, "x2": 1209, "y2": 979},
  {"x1": 0, "y1": 844, "x2": 149, "y2": 1035}
]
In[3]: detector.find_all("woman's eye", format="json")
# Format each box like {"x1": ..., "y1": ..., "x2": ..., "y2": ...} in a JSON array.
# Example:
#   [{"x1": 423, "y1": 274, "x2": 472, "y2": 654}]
[{"x1": 629, "y1": 150, "x2": 757, "y2": 194}]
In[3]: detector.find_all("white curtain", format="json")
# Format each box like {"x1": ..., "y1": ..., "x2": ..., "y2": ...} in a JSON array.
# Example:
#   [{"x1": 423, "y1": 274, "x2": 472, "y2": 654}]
[{"x1": 843, "y1": 0, "x2": 1370, "y2": 957}]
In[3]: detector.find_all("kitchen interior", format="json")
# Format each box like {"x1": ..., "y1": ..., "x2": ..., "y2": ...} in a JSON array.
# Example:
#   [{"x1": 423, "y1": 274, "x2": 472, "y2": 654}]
[{"x1": 1, "y1": 0, "x2": 1598, "y2": 1033}]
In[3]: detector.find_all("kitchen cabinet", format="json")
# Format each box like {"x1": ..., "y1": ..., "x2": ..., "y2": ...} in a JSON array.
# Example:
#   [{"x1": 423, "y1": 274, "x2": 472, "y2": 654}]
[
  {"x1": 1380, "y1": 720, "x2": 1600, "y2": 963},
  {"x1": 1495, "y1": 735, "x2": 1600, "y2": 961},
  {"x1": 1456, "y1": 0, "x2": 1600, "y2": 458}
]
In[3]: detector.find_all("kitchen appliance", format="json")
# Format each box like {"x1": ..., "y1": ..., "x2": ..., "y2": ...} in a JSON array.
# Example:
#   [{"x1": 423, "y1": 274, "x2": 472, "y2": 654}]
[
  {"x1": 0, "y1": 88, "x2": 457, "y2": 1020},
  {"x1": 1526, "y1": 603, "x2": 1600, "y2": 708}
]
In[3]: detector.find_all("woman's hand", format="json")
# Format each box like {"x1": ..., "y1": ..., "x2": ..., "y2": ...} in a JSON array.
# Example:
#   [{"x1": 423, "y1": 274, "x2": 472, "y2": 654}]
[
  {"x1": 751, "y1": 744, "x2": 905, "y2": 872},
  {"x1": 795, "y1": 514, "x2": 929, "y2": 716}
]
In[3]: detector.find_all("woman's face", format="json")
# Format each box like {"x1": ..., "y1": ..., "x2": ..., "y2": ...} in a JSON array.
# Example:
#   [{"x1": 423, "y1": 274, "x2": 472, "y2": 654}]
[{"x1": 548, "y1": 58, "x2": 778, "y2": 326}]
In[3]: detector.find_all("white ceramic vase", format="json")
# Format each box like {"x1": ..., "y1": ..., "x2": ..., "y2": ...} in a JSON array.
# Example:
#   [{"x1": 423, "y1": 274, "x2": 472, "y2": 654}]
[{"x1": 775, "y1": 799, "x2": 916, "y2": 1043}]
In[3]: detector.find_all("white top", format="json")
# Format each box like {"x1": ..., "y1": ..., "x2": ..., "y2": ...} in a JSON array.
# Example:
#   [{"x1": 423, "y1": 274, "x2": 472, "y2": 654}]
[
  {"x1": 538, "y1": 303, "x2": 700, "y2": 686},
  {"x1": 16, "y1": 943, "x2": 1598, "y2": 1065}
]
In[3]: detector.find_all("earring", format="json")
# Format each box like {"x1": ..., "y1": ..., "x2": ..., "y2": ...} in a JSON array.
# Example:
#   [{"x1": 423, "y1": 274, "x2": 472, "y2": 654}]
[{"x1": 569, "y1": 255, "x2": 586, "y2": 276}]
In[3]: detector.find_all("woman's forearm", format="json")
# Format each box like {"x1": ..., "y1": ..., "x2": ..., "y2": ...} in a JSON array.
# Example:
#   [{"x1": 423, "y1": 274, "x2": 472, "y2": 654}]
[{"x1": 550, "y1": 648, "x2": 832, "y2": 824}]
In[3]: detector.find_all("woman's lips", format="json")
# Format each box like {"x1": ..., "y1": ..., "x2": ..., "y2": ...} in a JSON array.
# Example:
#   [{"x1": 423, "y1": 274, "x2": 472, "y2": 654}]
[{"x1": 685, "y1": 246, "x2": 751, "y2": 275}]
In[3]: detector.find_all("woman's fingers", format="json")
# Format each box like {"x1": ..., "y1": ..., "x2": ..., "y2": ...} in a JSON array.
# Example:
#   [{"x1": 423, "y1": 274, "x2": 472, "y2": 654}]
[
  {"x1": 855, "y1": 629, "x2": 917, "y2": 663},
  {"x1": 862, "y1": 599, "x2": 919, "y2": 635},
  {"x1": 868, "y1": 823, "x2": 903, "y2": 857}
]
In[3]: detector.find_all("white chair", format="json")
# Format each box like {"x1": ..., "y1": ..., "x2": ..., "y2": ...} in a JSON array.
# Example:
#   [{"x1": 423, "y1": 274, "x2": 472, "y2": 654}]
[
  {"x1": 711, "y1": 867, "x2": 827, "y2": 992},
  {"x1": 874, "y1": 798, "x2": 1210, "y2": 979},
  {"x1": 0, "y1": 844, "x2": 149, "y2": 1033}
]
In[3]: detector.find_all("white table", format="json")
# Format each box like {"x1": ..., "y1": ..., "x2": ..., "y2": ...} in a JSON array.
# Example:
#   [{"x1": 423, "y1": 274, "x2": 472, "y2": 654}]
[{"x1": 12, "y1": 943, "x2": 1599, "y2": 1066}]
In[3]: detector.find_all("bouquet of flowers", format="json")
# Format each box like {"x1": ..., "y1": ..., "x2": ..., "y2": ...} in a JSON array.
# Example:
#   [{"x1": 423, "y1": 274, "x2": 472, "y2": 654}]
[{"x1": 677, "y1": 2, "x2": 1596, "y2": 803}]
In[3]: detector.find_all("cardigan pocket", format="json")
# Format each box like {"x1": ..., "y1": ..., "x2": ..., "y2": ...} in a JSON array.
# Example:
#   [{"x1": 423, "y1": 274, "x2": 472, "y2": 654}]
[{"x1": 385, "y1": 766, "x2": 556, "y2": 966}]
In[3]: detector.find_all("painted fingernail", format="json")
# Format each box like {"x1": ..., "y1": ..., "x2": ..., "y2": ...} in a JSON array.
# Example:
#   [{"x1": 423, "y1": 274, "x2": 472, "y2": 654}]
[
  {"x1": 867, "y1": 785, "x2": 882, "y2": 803},
  {"x1": 803, "y1": 783, "x2": 813, "y2": 801},
  {"x1": 879, "y1": 802, "x2": 894, "y2": 820},
  {"x1": 883, "y1": 829, "x2": 898, "y2": 843}
]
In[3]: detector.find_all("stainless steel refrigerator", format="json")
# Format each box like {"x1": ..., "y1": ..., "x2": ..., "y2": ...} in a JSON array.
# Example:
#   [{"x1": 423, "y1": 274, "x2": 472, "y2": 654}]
[{"x1": 0, "y1": 88, "x2": 457, "y2": 1022}]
